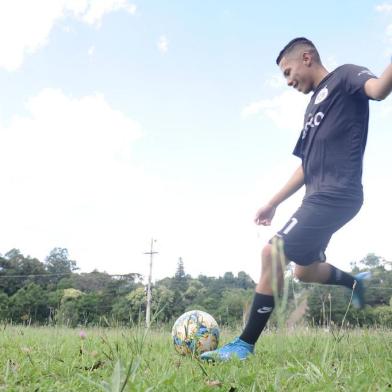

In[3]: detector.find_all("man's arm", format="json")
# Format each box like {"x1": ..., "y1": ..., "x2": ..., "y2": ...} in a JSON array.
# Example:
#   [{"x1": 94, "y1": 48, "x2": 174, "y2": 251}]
[
  {"x1": 365, "y1": 63, "x2": 392, "y2": 101},
  {"x1": 268, "y1": 164, "x2": 305, "y2": 207},
  {"x1": 254, "y1": 165, "x2": 304, "y2": 225}
]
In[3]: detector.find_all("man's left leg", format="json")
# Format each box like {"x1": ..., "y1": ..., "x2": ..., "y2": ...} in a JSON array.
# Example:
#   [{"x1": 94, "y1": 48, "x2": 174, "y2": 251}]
[
  {"x1": 282, "y1": 199, "x2": 368, "y2": 308},
  {"x1": 294, "y1": 261, "x2": 370, "y2": 308},
  {"x1": 294, "y1": 261, "x2": 354, "y2": 288}
]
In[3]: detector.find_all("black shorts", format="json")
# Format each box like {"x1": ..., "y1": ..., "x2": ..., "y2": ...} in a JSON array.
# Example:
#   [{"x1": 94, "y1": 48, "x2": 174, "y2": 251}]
[{"x1": 271, "y1": 199, "x2": 362, "y2": 266}]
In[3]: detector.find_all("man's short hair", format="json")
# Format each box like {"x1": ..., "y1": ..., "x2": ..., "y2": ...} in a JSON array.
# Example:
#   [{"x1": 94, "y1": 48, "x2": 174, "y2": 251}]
[{"x1": 276, "y1": 37, "x2": 320, "y2": 65}]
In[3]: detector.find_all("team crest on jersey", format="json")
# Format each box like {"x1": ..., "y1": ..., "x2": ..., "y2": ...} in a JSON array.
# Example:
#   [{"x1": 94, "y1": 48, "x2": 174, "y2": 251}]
[
  {"x1": 358, "y1": 69, "x2": 375, "y2": 77},
  {"x1": 315, "y1": 86, "x2": 328, "y2": 105}
]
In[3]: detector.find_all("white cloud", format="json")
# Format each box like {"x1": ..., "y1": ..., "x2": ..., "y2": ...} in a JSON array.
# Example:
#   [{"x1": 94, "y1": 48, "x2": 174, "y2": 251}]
[
  {"x1": 375, "y1": 3, "x2": 392, "y2": 13},
  {"x1": 0, "y1": 0, "x2": 137, "y2": 71},
  {"x1": 387, "y1": 23, "x2": 392, "y2": 41},
  {"x1": 375, "y1": 2, "x2": 392, "y2": 47},
  {"x1": 323, "y1": 55, "x2": 338, "y2": 71},
  {"x1": 0, "y1": 89, "x2": 151, "y2": 271},
  {"x1": 1, "y1": 93, "x2": 390, "y2": 281},
  {"x1": 0, "y1": 88, "x2": 263, "y2": 280},
  {"x1": 88, "y1": 45, "x2": 95, "y2": 56},
  {"x1": 157, "y1": 35, "x2": 169, "y2": 54},
  {"x1": 242, "y1": 90, "x2": 308, "y2": 131},
  {"x1": 0, "y1": 89, "x2": 143, "y2": 200},
  {"x1": 264, "y1": 74, "x2": 286, "y2": 89},
  {"x1": 0, "y1": 89, "x2": 305, "y2": 281},
  {"x1": 78, "y1": 0, "x2": 137, "y2": 26},
  {"x1": 62, "y1": 25, "x2": 73, "y2": 33}
]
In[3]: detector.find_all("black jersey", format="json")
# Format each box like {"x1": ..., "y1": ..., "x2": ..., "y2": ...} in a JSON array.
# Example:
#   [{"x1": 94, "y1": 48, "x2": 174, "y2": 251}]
[{"x1": 293, "y1": 64, "x2": 377, "y2": 205}]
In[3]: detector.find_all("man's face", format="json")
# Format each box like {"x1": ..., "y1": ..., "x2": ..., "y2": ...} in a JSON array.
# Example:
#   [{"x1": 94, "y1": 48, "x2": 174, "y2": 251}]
[{"x1": 279, "y1": 55, "x2": 313, "y2": 94}]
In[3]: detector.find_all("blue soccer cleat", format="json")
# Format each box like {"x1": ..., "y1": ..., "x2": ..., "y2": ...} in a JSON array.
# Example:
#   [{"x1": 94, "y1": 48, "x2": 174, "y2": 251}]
[
  {"x1": 352, "y1": 271, "x2": 371, "y2": 309},
  {"x1": 200, "y1": 337, "x2": 254, "y2": 362}
]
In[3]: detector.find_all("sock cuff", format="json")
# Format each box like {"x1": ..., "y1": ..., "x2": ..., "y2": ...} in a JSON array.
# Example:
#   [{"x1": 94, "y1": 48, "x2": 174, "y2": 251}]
[
  {"x1": 325, "y1": 265, "x2": 355, "y2": 289},
  {"x1": 254, "y1": 292, "x2": 275, "y2": 306}
]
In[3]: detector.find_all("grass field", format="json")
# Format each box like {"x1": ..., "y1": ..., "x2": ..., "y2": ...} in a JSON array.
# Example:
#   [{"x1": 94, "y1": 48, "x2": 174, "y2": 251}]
[{"x1": 0, "y1": 325, "x2": 391, "y2": 391}]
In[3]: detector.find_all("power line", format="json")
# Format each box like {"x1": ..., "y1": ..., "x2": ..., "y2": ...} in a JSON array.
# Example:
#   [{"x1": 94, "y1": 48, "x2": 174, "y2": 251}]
[{"x1": 0, "y1": 272, "x2": 140, "y2": 279}]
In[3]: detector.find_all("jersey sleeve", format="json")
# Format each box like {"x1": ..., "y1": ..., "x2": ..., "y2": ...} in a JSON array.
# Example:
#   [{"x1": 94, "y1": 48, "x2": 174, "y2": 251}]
[
  {"x1": 343, "y1": 64, "x2": 377, "y2": 99},
  {"x1": 292, "y1": 134, "x2": 303, "y2": 159}
]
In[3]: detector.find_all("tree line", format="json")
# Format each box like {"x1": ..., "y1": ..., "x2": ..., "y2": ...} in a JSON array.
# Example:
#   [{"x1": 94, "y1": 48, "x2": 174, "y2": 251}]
[{"x1": 0, "y1": 249, "x2": 391, "y2": 328}]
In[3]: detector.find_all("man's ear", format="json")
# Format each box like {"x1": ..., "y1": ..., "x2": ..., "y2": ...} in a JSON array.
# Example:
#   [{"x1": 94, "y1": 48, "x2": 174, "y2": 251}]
[{"x1": 302, "y1": 52, "x2": 312, "y2": 67}]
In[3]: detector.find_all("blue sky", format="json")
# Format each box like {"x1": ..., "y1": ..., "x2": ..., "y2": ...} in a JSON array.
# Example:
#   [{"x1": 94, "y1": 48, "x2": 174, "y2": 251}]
[{"x1": 0, "y1": 0, "x2": 391, "y2": 281}]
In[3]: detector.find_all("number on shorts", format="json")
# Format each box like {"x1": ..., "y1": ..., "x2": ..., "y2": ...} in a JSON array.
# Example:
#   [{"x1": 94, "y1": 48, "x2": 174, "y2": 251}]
[{"x1": 282, "y1": 217, "x2": 298, "y2": 235}]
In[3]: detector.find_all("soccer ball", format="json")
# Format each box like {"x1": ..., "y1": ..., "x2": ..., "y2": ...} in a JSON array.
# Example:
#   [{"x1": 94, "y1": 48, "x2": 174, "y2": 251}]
[{"x1": 171, "y1": 310, "x2": 220, "y2": 356}]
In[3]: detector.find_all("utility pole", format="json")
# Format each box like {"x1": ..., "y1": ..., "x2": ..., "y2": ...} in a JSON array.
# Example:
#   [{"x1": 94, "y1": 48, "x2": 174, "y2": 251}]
[{"x1": 144, "y1": 238, "x2": 158, "y2": 328}]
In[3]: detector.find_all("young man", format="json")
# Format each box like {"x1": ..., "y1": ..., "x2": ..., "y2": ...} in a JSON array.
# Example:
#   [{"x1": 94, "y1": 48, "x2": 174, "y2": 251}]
[{"x1": 201, "y1": 37, "x2": 392, "y2": 361}]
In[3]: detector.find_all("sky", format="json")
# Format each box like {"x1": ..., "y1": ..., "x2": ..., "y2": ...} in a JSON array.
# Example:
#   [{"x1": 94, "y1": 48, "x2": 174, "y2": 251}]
[{"x1": 0, "y1": 0, "x2": 391, "y2": 282}]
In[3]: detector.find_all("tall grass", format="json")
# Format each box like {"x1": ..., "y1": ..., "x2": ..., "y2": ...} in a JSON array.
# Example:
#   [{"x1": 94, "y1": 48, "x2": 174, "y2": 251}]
[{"x1": 0, "y1": 325, "x2": 391, "y2": 391}]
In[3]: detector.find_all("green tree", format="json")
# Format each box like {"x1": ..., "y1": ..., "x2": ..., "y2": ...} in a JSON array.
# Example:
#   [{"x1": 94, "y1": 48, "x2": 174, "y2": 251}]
[
  {"x1": 184, "y1": 280, "x2": 204, "y2": 302},
  {"x1": 236, "y1": 271, "x2": 255, "y2": 290},
  {"x1": 77, "y1": 292, "x2": 108, "y2": 325},
  {"x1": 0, "y1": 250, "x2": 47, "y2": 295},
  {"x1": 126, "y1": 287, "x2": 147, "y2": 322},
  {"x1": 45, "y1": 248, "x2": 78, "y2": 284},
  {"x1": 361, "y1": 253, "x2": 383, "y2": 268},
  {"x1": 61, "y1": 270, "x2": 113, "y2": 292},
  {"x1": 56, "y1": 288, "x2": 84, "y2": 327},
  {"x1": 112, "y1": 284, "x2": 169, "y2": 325},
  {"x1": 112, "y1": 296, "x2": 134, "y2": 324},
  {"x1": 217, "y1": 288, "x2": 253, "y2": 325},
  {"x1": 306, "y1": 285, "x2": 351, "y2": 326},
  {"x1": 175, "y1": 257, "x2": 185, "y2": 279},
  {"x1": 170, "y1": 258, "x2": 189, "y2": 317},
  {"x1": 306, "y1": 255, "x2": 392, "y2": 327},
  {"x1": 0, "y1": 292, "x2": 9, "y2": 320},
  {"x1": 9, "y1": 283, "x2": 49, "y2": 323},
  {"x1": 152, "y1": 286, "x2": 175, "y2": 322}
]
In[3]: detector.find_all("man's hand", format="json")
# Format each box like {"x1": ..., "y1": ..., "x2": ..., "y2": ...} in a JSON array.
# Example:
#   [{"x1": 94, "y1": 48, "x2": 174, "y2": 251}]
[
  {"x1": 254, "y1": 204, "x2": 276, "y2": 226},
  {"x1": 365, "y1": 63, "x2": 392, "y2": 101},
  {"x1": 254, "y1": 165, "x2": 304, "y2": 226}
]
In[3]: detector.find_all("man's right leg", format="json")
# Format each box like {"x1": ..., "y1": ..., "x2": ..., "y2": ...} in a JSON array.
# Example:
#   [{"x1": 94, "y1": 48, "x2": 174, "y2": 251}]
[
  {"x1": 239, "y1": 243, "x2": 284, "y2": 344},
  {"x1": 200, "y1": 243, "x2": 284, "y2": 361}
]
